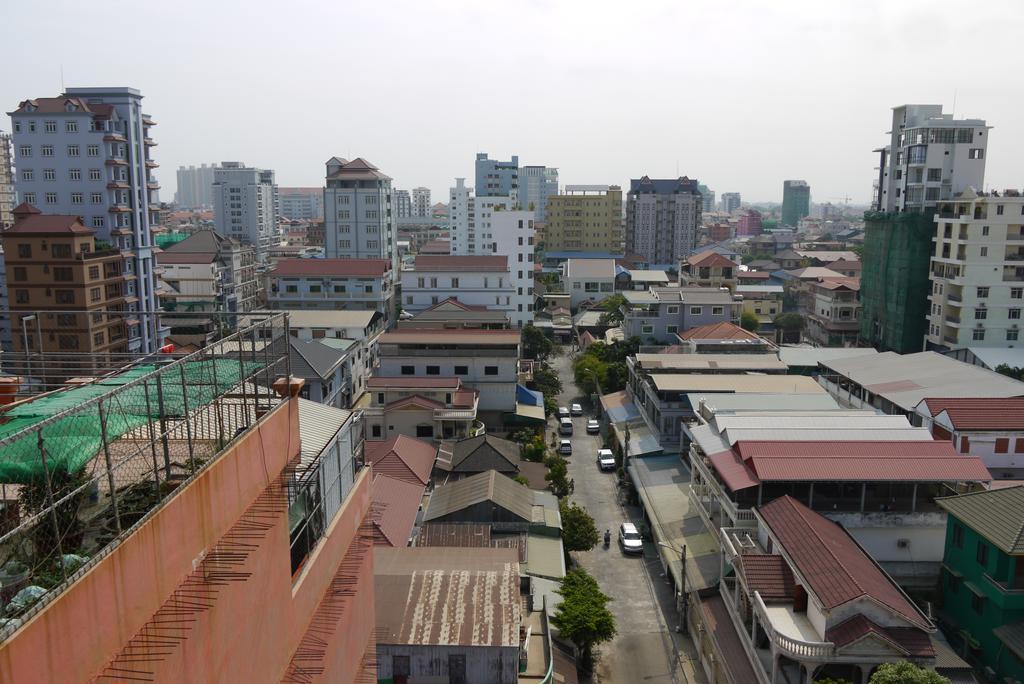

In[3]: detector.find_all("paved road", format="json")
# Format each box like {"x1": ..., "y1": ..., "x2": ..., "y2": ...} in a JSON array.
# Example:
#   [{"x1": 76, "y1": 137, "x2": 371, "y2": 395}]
[{"x1": 548, "y1": 351, "x2": 704, "y2": 684}]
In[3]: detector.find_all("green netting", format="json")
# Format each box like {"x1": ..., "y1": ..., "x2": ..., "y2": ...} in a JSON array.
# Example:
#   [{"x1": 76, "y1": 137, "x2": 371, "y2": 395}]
[
  {"x1": 0, "y1": 358, "x2": 265, "y2": 484},
  {"x1": 154, "y1": 231, "x2": 191, "y2": 249}
]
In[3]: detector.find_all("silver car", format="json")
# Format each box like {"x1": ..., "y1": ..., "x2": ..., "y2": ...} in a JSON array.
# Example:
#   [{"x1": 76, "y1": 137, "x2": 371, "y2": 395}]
[
  {"x1": 597, "y1": 448, "x2": 616, "y2": 471},
  {"x1": 619, "y1": 522, "x2": 644, "y2": 554}
]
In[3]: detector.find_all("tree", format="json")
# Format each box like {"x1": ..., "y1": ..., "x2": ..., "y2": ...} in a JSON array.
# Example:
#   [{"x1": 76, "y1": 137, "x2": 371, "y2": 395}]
[
  {"x1": 522, "y1": 324, "x2": 554, "y2": 361},
  {"x1": 868, "y1": 662, "x2": 949, "y2": 684},
  {"x1": 573, "y1": 355, "x2": 608, "y2": 395},
  {"x1": 529, "y1": 365, "x2": 563, "y2": 397},
  {"x1": 545, "y1": 454, "x2": 573, "y2": 498},
  {"x1": 522, "y1": 436, "x2": 548, "y2": 463},
  {"x1": 551, "y1": 568, "x2": 617, "y2": 676},
  {"x1": 604, "y1": 361, "x2": 629, "y2": 393},
  {"x1": 513, "y1": 475, "x2": 531, "y2": 487},
  {"x1": 559, "y1": 500, "x2": 599, "y2": 552},
  {"x1": 740, "y1": 310, "x2": 761, "y2": 332},
  {"x1": 596, "y1": 294, "x2": 627, "y2": 327},
  {"x1": 996, "y1": 363, "x2": 1024, "y2": 381},
  {"x1": 773, "y1": 312, "x2": 805, "y2": 332}
]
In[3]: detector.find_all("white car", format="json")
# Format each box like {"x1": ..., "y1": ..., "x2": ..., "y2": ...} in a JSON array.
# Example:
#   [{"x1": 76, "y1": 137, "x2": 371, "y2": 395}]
[
  {"x1": 597, "y1": 448, "x2": 615, "y2": 471},
  {"x1": 619, "y1": 522, "x2": 644, "y2": 554},
  {"x1": 558, "y1": 406, "x2": 571, "y2": 419},
  {"x1": 586, "y1": 419, "x2": 600, "y2": 434},
  {"x1": 570, "y1": 403, "x2": 584, "y2": 416},
  {"x1": 559, "y1": 439, "x2": 573, "y2": 455}
]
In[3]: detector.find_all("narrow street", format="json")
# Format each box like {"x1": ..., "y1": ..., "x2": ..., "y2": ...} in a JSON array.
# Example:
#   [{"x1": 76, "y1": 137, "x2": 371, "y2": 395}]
[{"x1": 548, "y1": 351, "x2": 704, "y2": 684}]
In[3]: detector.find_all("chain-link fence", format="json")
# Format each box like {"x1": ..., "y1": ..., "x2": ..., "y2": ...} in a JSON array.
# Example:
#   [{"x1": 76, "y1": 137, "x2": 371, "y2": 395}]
[{"x1": 0, "y1": 313, "x2": 290, "y2": 638}]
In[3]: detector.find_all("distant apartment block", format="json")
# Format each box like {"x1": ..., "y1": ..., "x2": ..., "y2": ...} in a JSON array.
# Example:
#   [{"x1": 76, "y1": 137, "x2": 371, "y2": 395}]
[
  {"x1": 698, "y1": 183, "x2": 715, "y2": 213},
  {"x1": 401, "y1": 255, "x2": 516, "y2": 316},
  {"x1": 393, "y1": 188, "x2": 411, "y2": 219},
  {"x1": 0, "y1": 132, "x2": 13, "y2": 229},
  {"x1": 278, "y1": 186, "x2": 324, "y2": 220},
  {"x1": 802, "y1": 277, "x2": 861, "y2": 347},
  {"x1": 736, "y1": 208, "x2": 763, "y2": 236},
  {"x1": 519, "y1": 165, "x2": 558, "y2": 220},
  {"x1": 266, "y1": 258, "x2": 395, "y2": 325},
  {"x1": 212, "y1": 162, "x2": 278, "y2": 264},
  {"x1": 781, "y1": 180, "x2": 810, "y2": 226},
  {"x1": 544, "y1": 185, "x2": 623, "y2": 254},
  {"x1": 721, "y1": 192, "x2": 741, "y2": 213},
  {"x1": 323, "y1": 157, "x2": 396, "y2": 269},
  {"x1": 174, "y1": 163, "x2": 218, "y2": 208},
  {"x1": 873, "y1": 104, "x2": 989, "y2": 213},
  {"x1": 9, "y1": 87, "x2": 162, "y2": 352},
  {"x1": 475, "y1": 152, "x2": 519, "y2": 198},
  {"x1": 411, "y1": 186, "x2": 431, "y2": 217},
  {"x1": 626, "y1": 176, "x2": 702, "y2": 265}
]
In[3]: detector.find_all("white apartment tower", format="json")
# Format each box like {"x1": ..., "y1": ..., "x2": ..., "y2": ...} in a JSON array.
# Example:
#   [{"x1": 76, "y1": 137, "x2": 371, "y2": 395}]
[
  {"x1": 0, "y1": 132, "x2": 13, "y2": 229},
  {"x1": 625, "y1": 176, "x2": 702, "y2": 265},
  {"x1": 874, "y1": 104, "x2": 990, "y2": 213},
  {"x1": 323, "y1": 157, "x2": 396, "y2": 269},
  {"x1": 411, "y1": 186, "x2": 431, "y2": 218},
  {"x1": 394, "y1": 189, "x2": 411, "y2": 219},
  {"x1": 175, "y1": 163, "x2": 218, "y2": 209},
  {"x1": 212, "y1": 162, "x2": 278, "y2": 265},
  {"x1": 9, "y1": 87, "x2": 163, "y2": 353},
  {"x1": 518, "y1": 166, "x2": 559, "y2": 221},
  {"x1": 721, "y1": 192, "x2": 741, "y2": 213}
]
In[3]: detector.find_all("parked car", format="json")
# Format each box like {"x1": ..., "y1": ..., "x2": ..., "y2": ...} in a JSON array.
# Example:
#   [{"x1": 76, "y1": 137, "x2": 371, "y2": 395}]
[
  {"x1": 619, "y1": 522, "x2": 644, "y2": 554},
  {"x1": 558, "y1": 406, "x2": 570, "y2": 419},
  {"x1": 559, "y1": 439, "x2": 573, "y2": 455},
  {"x1": 597, "y1": 449, "x2": 615, "y2": 471},
  {"x1": 559, "y1": 418, "x2": 573, "y2": 436},
  {"x1": 586, "y1": 419, "x2": 600, "y2": 434},
  {"x1": 570, "y1": 403, "x2": 583, "y2": 416}
]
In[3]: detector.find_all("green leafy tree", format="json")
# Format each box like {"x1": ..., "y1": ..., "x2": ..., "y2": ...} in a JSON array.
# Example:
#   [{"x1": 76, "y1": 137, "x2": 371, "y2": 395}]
[
  {"x1": 559, "y1": 500, "x2": 599, "y2": 552},
  {"x1": 868, "y1": 662, "x2": 949, "y2": 684},
  {"x1": 545, "y1": 454, "x2": 573, "y2": 498},
  {"x1": 551, "y1": 568, "x2": 617, "y2": 676},
  {"x1": 573, "y1": 355, "x2": 608, "y2": 395},
  {"x1": 996, "y1": 364, "x2": 1024, "y2": 381},
  {"x1": 740, "y1": 310, "x2": 761, "y2": 332},
  {"x1": 522, "y1": 436, "x2": 548, "y2": 463},
  {"x1": 596, "y1": 294, "x2": 628, "y2": 327},
  {"x1": 529, "y1": 365, "x2": 563, "y2": 396},
  {"x1": 773, "y1": 312, "x2": 805, "y2": 331},
  {"x1": 522, "y1": 324, "x2": 554, "y2": 361},
  {"x1": 814, "y1": 678, "x2": 853, "y2": 684},
  {"x1": 508, "y1": 427, "x2": 540, "y2": 445},
  {"x1": 604, "y1": 361, "x2": 629, "y2": 393},
  {"x1": 513, "y1": 475, "x2": 531, "y2": 487}
]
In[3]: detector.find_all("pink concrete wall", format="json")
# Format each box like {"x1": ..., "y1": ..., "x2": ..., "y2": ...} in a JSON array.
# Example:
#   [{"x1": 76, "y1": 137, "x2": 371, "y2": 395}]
[{"x1": 0, "y1": 397, "x2": 375, "y2": 683}]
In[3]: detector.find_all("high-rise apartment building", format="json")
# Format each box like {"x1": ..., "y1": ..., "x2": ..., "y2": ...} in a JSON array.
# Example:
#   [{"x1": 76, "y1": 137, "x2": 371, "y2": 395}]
[
  {"x1": 625, "y1": 176, "x2": 702, "y2": 265},
  {"x1": 411, "y1": 186, "x2": 431, "y2": 217},
  {"x1": 736, "y1": 209, "x2": 763, "y2": 237},
  {"x1": 278, "y1": 187, "x2": 324, "y2": 220},
  {"x1": 448, "y1": 178, "x2": 474, "y2": 255},
  {"x1": 9, "y1": 87, "x2": 162, "y2": 353},
  {"x1": 323, "y1": 157, "x2": 396, "y2": 269},
  {"x1": 212, "y1": 162, "x2": 278, "y2": 264},
  {"x1": 721, "y1": 192, "x2": 741, "y2": 213},
  {"x1": 394, "y1": 188, "x2": 411, "y2": 219},
  {"x1": 174, "y1": 163, "x2": 218, "y2": 209},
  {"x1": 518, "y1": 166, "x2": 558, "y2": 220},
  {"x1": 3, "y1": 204, "x2": 129, "y2": 380},
  {"x1": 544, "y1": 185, "x2": 623, "y2": 253},
  {"x1": 698, "y1": 184, "x2": 716, "y2": 213},
  {"x1": 475, "y1": 152, "x2": 519, "y2": 199},
  {"x1": 873, "y1": 104, "x2": 989, "y2": 213},
  {"x1": 0, "y1": 132, "x2": 13, "y2": 229},
  {"x1": 781, "y1": 180, "x2": 810, "y2": 226}
]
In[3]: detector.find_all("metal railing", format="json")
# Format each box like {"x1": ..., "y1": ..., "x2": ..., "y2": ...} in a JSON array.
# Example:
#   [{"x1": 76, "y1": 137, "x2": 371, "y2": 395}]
[
  {"x1": 751, "y1": 591, "x2": 835, "y2": 660},
  {"x1": 0, "y1": 313, "x2": 290, "y2": 639}
]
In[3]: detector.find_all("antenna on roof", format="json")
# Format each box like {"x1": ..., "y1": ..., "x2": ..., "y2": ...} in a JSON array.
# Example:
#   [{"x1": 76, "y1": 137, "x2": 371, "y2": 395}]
[
  {"x1": 951, "y1": 88, "x2": 957, "y2": 118},
  {"x1": 59, "y1": 65, "x2": 64, "y2": 94}
]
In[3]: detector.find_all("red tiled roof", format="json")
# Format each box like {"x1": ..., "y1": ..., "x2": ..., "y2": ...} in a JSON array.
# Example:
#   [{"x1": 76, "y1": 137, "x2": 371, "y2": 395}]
[
  {"x1": 269, "y1": 258, "x2": 391, "y2": 277},
  {"x1": 732, "y1": 440, "x2": 991, "y2": 483},
  {"x1": 365, "y1": 435, "x2": 437, "y2": 486},
  {"x1": 7, "y1": 204, "x2": 93, "y2": 235},
  {"x1": 708, "y1": 450, "x2": 761, "y2": 491},
  {"x1": 413, "y1": 255, "x2": 508, "y2": 272},
  {"x1": 736, "y1": 554, "x2": 795, "y2": 600},
  {"x1": 826, "y1": 614, "x2": 935, "y2": 657},
  {"x1": 368, "y1": 377, "x2": 461, "y2": 389},
  {"x1": 12, "y1": 97, "x2": 98, "y2": 114},
  {"x1": 371, "y1": 474, "x2": 426, "y2": 547},
  {"x1": 758, "y1": 496, "x2": 932, "y2": 629},
  {"x1": 418, "y1": 240, "x2": 451, "y2": 255},
  {"x1": 422, "y1": 297, "x2": 490, "y2": 312},
  {"x1": 922, "y1": 397, "x2": 1024, "y2": 430},
  {"x1": 385, "y1": 394, "x2": 445, "y2": 411},
  {"x1": 738, "y1": 271, "x2": 771, "y2": 280},
  {"x1": 826, "y1": 259, "x2": 862, "y2": 271},
  {"x1": 814, "y1": 277, "x2": 860, "y2": 292},
  {"x1": 679, "y1": 322, "x2": 759, "y2": 341},
  {"x1": 686, "y1": 251, "x2": 736, "y2": 269},
  {"x1": 700, "y1": 596, "x2": 762, "y2": 684},
  {"x1": 452, "y1": 389, "x2": 478, "y2": 408}
]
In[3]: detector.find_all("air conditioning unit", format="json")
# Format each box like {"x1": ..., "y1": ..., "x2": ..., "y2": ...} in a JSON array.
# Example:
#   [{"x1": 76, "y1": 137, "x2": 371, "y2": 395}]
[{"x1": 897, "y1": 539, "x2": 910, "y2": 548}]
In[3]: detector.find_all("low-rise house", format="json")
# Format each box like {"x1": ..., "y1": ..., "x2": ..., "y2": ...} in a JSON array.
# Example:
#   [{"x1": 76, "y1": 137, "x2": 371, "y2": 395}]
[
  {"x1": 715, "y1": 495, "x2": 937, "y2": 684},
  {"x1": 737, "y1": 284, "x2": 784, "y2": 330},
  {"x1": 398, "y1": 297, "x2": 510, "y2": 330},
  {"x1": 915, "y1": 397, "x2": 1024, "y2": 479},
  {"x1": 364, "y1": 434, "x2": 437, "y2": 486},
  {"x1": 265, "y1": 257, "x2": 395, "y2": 326},
  {"x1": 774, "y1": 249, "x2": 805, "y2": 270},
  {"x1": 795, "y1": 249, "x2": 859, "y2": 266},
  {"x1": 803, "y1": 277, "x2": 861, "y2": 347},
  {"x1": 936, "y1": 486, "x2": 1024, "y2": 683},
  {"x1": 423, "y1": 469, "x2": 561, "y2": 535},
  {"x1": 676, "y1": 321, "x2": 778, "y2": 354},
  {"x1": 622, "y1": 286, "x2": 743, "y2": 345},
  {"x1": 680, "y1": 250, "x2": 738, "y2": 291},
  {"x1": 369, "y1": 474, "x2": 426, "y2": 547},
  {"x1": 400, "y1": 255, "x2": 517, "y2": 319},
  {"x1": 825, "y1": 259, "x2": 862, "y2": 278},
  {"x1": 289, "y1": 337, "x2": 350, "y2": 408},
  {"x1": 362, "y1": 376, "x2": 481, "y2": 442},
  {"x1": 562, "y1": 258, "x2": 618, "y2": 309},
  {"x1": 747, "y1": 259, "x2": 782, "y2": 272},
  {"x1": 622, "y1": 269, "x2": 670, "y2": 291},
  {"x1": 435, "y1": 434, "x2": 522, "y2": 480},
  {"x1": 689, "y1": 434, "x2": 990, "y2": 582}
]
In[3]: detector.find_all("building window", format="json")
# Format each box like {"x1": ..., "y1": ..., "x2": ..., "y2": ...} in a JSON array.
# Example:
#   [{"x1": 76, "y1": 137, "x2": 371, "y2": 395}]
[
  {"x1": 93, "y1": 332, "x2": 104, "y2": 346},
  {"x1": 53, "y1": 267, "x2": 73, "y2": 282},
  {"x1": 971, "y1": 592, "x2": 985, "y2": 615},
  {"x1": 91, "y1": 217, "x2": 104, "y2": 228},
  {"x1": 87, "y1": 145, "x2": 99, "y2": 157},
  {"x1": 712, "y1": 306, "x2": 724, "y2": 316},
  {"x1": 641, "y1": 325, "x2": 654, "y2": 334},
  {"x1": 18, "y1": 145, "x2": 31, "y2": 157},
  {"x1": 20, "y1": 169, "x2": 33, "y2": 181},
  {"x1": 952, "y1": 524, "x2": 964, "y2": 549},
  {"x1": 66, "y1": 120, "x2": 78, "y2": 133},
  {"x1": 91, "y1": 192, "x2": 102, "y2": 204},
  {"x1": 58, "y1": 335, "x2": 79, "y2": 350},
  {"x1": 89, "y1": 169, "x2": 101, "y2": 181},
  {"x1": 67, "y1": 145, "x2": 80, "y2": 157},
  {"x1": 17, "y1": 244, "x2": 31, "y2": 258},
  {"x1": 980, "y1": 247, "x2": 988, "y2": 257},
  {"x1": 1014, "y1": 288, "x2": 1024, "y2": 300},
  {"x1": 1009, "y1": 329, "x2": 1020, "y2": 341},
  {"x1": 1011, "y1": 309, "x2": 1022, "y2": 320},
  {"x1": 997, "y1": 205, "x2": 1005, "y2": 216},
  {"x1": 89, "y1": 287, "x2": 101, "y2": 302},
  {"x1": 400, "y1": 365, "x2": 415, "y2": 375},
  {"x1": 371, "y1": 424, "x2": 382, "y2": 438},
  {"x1": 666, "y1": 325, "x2": 678, "y2": 334},
  {"x1": 484, "y1": 366, "x2": 499, "y2": 376},
  {"x1": 88, "y1": 265, "x2": 100, "y2": 280},
  {"x1": 969, "y1": 149, "x2": 984, "y2": 160},
  {"x1": 454, "y1": 365, "x2": 468, "y2": 375},
  {"x1": 23, "y1": 192, "x2": 35, "y2": 205},
  {"x1": 43, "y1": 168, "x2": 55, "y2": 181},
  {"x1": 451, "y1": 277, "x2": 459, "y2": 288},
  {"x1": 977, "y1": 541, "x2": 989, "y2": 566},
  {"x1": 41, "y1": 145, "x2": 53, "y2": 157},
  {"x1": 977, "y1": 286, "x2": 989, "y2": 298},
  {"x1": 14, "y1": 290, "x2": 28, "y2": 304},
  {"x1": 995, "y1": 438, "x2": 1010, "y2": 454},
  {"x1": 69, "y1": 169, "x2": 81, "y2": 181},
  {"x1": 71, "y1": 192, "x2": 83, "y2": 204},
  {"x1": 44, "y1": 121, "x2": 57, "y2": 133},
  {"x1": 975, "y1": 308, "x2": 987, "y2": 320},
  {"x1": 45, "y1": 192, "x2": 58, "y2": 204},
  {"x1": 55, "y1": 290, "x2": 75, "y2": 304},
  {"x1": 690, "y1": 306, "x2": 702, "y2": 315},
  {"x1": 426, "y1": 365, "x2": 440, "y2": 375},
  {"x1": 666, "y1": 305, "x2": 678, "y2": 314},
  {"x1": 972, "y1": 328, "x2": 985, "y2": 341},
  {"x1": 982, "y1": 225, "x2": 990, "y2": 236}
]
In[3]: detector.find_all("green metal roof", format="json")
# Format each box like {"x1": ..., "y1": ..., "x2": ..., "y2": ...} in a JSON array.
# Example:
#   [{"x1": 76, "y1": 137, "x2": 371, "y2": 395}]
[{"x1": 937, "y1": 485, "x2": 1024, "y2": 555}]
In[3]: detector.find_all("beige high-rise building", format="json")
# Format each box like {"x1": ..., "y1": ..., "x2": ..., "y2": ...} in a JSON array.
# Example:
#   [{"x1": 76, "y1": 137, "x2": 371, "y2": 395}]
[
  {"x1": 0, "y1": 132, "x2": 13, "y2": 230},
  {"x1": 543, "y1": 185, "x2": 622, "y2": 254}
]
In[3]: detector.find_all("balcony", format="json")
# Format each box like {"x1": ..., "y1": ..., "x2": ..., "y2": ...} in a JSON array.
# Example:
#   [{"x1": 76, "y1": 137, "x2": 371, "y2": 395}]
[
  {"x1": 947, "y1": 292, "x2": 962, "y2": 303},
  {"x1": 945, "y1": 315, "x2": 961, "y2": 326},
  {"x1": 751, "y1": 591, "x2": 835, "y2": 661}
]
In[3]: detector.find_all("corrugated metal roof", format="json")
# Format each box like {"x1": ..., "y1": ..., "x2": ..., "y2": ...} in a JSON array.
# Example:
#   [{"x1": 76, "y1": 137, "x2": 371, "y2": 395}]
[
  {"x1": 685, "y1": 392, "x2": 840, "y2": 413},
  {"x1": 937, "y1": 486, "x2": 1024, "y2": 555},
  {"x1": 636, "y1": 353, "x2": 786, "y2": 371},
  {"x1": 379, "y1": 329, "x2": 521, "y2": 345},
  {"x1": 365, "y1": 435, "x2": 437, "y2": 486},
  {"x1": 425, "y1": 469, "x2": 535, "y2": 522},
  {"x1": 776, "y1": 346, "x2": 879, "y2": 368},
  {"x1": 722, "y1": 428, "x2": 933, "y2": 444},
  {"x1": 296, "y1": 399, "x2": 352, "y2": 468},
  {"x1": 712, "y1": 414, "x2": 911, "y2": 432},
  {"x1": 371, "y1": 474, "x2": 426, "y2": 547},
  {"x1": 651, "y1": 374, "x2": 825, "y2": 393}
]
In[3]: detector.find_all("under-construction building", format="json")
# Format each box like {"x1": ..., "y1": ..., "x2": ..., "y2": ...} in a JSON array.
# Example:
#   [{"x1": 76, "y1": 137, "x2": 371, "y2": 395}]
[{"x1": 0, "y1": 132, "x2": 13, "y2": 230}]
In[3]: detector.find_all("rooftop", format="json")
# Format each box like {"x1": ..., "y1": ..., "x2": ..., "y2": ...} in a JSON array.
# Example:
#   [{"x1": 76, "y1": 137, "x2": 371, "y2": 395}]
[
  {"x1": 364, "y1": 435, "x2": 437, "y2": 486},
  {"x1": 296, "y1": 398, "x2": 354, "y2": 469},
  {"x1": 685, "y1": 250, "x2": 736, "y2": 269},
  {"x1": 650, "y1": 374, "x2": 825, "y2": 394},
  {"x1": 256, "y1": 309, "x2": 380, "y2": 330},
  {"x1": 626, "y1": 269, "x2": 670, "y2": 284},
  {"x1": 776, "y1": 346, "x2": 878, "y2": 369},
  {"x1": 289, "y1": 337, "x2": 347, "y2": 378},
  {"x1": 6, "y1": 204, "x2": 94, "y2": 235},
  {"x1": 918, "y1": 396, "x2": 1024, "y2": 430},
  {"x1": 374, "y1": 546, "x2": 522, "y2": 647},
  {"x1": 424, "y1": 470, "x2": 559, "y2": 528},
  {"x1": 325, "y1": 156, "x2": 392, "y2": 181},
  {"x1": 269, "y1": 258, "x2": 391, "y2": 278},
  {"x1": 937, "y1": 486, "x2": 1024, "y2": 555},
  {"x1": 379, "y1": 329, "x2": 521, "y2": 346},
  {"x1": 678, "y1": 322, "x2": 759, "y2": 341},
  {"x1": 635, "y1": 353, "x2": 787, "y2": 372},
  {"x1": 411, "y1": 254, "x2": 509, "y2": 272},
  {"x1": 564, "y1": 258, "x2": 617, "y2": 278},
  {"x1": 370, "y1": 474, "x2": 426, "y2": 547}
]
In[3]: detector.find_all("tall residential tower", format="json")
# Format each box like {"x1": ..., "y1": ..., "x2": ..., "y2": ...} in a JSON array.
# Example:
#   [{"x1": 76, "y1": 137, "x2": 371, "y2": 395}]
[
  {"x1": 212, "y1": 162, "x2": 279, "y2": 264},
  {"x1": 518, "y1": 165, "x2": 559, "y2": 221},
  {"x1": 323, "y1": 157, "x2": 396, "y2": 269},
  {"x1": 174, "y1": 163, "x2": 218, "y2": 209},
  {"x1": 625, "y1": 176, "x2": 702, "y2": 265},
  {"x1": 475, "y1": 152, "x2": 519, "y2": 199},
  {"x1": 781, "y1": 180, "x2": 810, "y2": 226}
]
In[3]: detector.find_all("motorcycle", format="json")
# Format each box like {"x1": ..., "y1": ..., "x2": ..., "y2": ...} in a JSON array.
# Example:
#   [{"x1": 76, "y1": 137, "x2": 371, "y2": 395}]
[{"x1": 603, "y1": 529, "x2": 611, "y2": 549}]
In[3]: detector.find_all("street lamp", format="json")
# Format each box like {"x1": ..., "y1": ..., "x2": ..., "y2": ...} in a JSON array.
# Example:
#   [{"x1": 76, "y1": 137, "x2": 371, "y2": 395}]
[{"x1": 658, "y1": 540, "x2": 688, "y2": 634}]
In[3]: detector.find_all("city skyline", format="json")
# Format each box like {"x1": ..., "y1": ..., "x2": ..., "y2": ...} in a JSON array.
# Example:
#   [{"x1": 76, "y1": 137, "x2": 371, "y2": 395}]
[{"x1": 3, "y1": 0, "x2": 1023, "y2": 205}]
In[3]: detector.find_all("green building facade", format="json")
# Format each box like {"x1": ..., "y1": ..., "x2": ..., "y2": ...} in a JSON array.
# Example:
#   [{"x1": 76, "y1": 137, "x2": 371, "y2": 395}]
[
  {"x1": 858, "y1": 211, "x2": 934, "y2": 353},
  {"x1": 781, "y1": 180, "x2": 810, "y2": 227},
  {"x1": 938, "y1": 487, "x2": 1024, "y2": 682}
]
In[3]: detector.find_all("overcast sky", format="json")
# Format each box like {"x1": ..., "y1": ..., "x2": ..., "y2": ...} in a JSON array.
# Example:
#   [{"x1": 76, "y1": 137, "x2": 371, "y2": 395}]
[{"x1": 4, "y1": 0, "x2": 1022, "y2": 205}]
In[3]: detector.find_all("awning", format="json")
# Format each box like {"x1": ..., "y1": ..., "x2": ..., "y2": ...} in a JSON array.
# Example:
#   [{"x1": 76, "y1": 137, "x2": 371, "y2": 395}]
[
  {"x1": 611, "y1": 419, "x2": 662, "y2": 458},
  {"x1": 708, "y1": 450, "x2": 761, "y2": 491},
  {"x1": 599, "y1": 390, "x2": 641, "y2": 425},
  {"x1": 511, "y1": 401, "x2": 546, "y2": 424}
]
